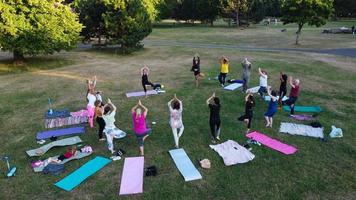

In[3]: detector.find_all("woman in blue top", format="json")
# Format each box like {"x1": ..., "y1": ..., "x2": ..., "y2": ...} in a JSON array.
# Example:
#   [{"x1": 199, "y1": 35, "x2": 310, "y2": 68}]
[{"x1": 264, "y1": 86, "x2": 278, "y2": 128}]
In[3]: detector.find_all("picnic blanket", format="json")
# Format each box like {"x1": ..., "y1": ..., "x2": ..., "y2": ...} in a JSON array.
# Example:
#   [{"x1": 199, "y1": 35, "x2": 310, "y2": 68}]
[
  {"x1": 224, "y1": 83, "x2": 243, "y2": 91},
  {"x1": 37, "y1": 126, "x2": 85, "y2": 140},
  {"x1": 279, "y1": 122, "x2": 324, "y2": 138},
  {"x1": 246, "y1": 131, "x2": 297, "y2": 155},
  {"x1": 26, "y1": 136, "x2": 82, "y2": 157},
  {"x1": 283, "y1": 106, "x2": 322, "y2": 113},
  {"x1": 209, "y1": 140, "x2": 255, "y2": 166},
  {"x1": 169, "y1": 148, "x2": 202, "y2": 181},
  {"x1": 119, "y1": 157, "x2": 144, "y2": 195}
]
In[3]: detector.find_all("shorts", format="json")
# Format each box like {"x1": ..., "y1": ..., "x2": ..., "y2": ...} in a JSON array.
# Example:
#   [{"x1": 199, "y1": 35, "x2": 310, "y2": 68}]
[{"x1": 264, "y1": 109, "x2": 277, "y2": 117}]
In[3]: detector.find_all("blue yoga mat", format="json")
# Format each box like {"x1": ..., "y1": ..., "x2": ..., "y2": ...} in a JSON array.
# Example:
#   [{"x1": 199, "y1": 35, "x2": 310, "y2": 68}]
[
  {"x1": 169, "y1": 148, "x2": 202, "y2": 182},
  {"x1": 45, "y1": 109, "x2": 71, "y2": 119},
  {"x1": 55, "y1": 156, "x2": 111, "y2": 191},
  {"x1": 283, "y1": 106, "x2": 322, "y2": 113},
  {"x1": 36, "y1": 126, "x2": 85, "y2": 140}
]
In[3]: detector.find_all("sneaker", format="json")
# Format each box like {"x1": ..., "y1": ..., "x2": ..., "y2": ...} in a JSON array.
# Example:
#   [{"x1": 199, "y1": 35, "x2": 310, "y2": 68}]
[
  {"x1": 211, "y1": 139, "x2": 217, "y2": 144},
  {"x1": 37, "y1": 139, "x2": 46, "y2": 144},
  {"x1": 221, "y1": 84, "x2": 224, "y2": 87},
  {"x1": 216, "y1": 136, "x2": 221, "y2": 141}
]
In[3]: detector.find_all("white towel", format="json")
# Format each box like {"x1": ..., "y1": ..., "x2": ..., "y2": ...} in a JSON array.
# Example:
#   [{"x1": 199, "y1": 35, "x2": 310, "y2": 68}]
[{"x1": 279, "y1": 122, "x2": 324, "y2": 138}]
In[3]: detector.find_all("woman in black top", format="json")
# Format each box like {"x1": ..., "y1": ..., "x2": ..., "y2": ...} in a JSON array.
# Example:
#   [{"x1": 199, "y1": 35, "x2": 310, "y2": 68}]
[
  {"x1": 206, "y1": 92, "x2": 221, "y2": 143},
  {"x1": 238, "y1": 91, "x2": 255, "y2": 133},
  {"x1": 191, "y1": 55, "x2": 205, "y2": 87},
  {"x1": 141, "y1": 66, "x2": 155, "y2": 97},
  {"x1": 279, "y1": 72, "x2": 288, "y2": 107}
]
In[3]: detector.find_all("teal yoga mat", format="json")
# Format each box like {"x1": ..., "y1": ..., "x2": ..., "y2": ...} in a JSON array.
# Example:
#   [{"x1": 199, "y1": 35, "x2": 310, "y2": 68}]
[
  {"x1": 169, "y1": 148, "x2": 202, "y2": 182},
  {"x1": 55, "y1": 156, "x2": 111, "y2": 191},
  {"x1": 283, "y1": 106, "x2": 322, "y2": 113}
]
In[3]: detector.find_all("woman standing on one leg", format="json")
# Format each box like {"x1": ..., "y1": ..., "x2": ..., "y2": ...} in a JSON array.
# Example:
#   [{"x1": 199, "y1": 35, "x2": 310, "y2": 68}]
[
  {"x1": 206, "y1": 93, "x2": 221, "y2": 143},
  {"x1": 95, "y1": 100, "x2": 106, "y2": 141},
  {"x1": 86, "y1": 76, "x2": 97, "y2": 128},
  {"x1": 141, "y1": 65, "x2": 155, "y2": 97},
  {"x1": 218, "y1": 56, "x2": 229, "y2": 87},
  {"x1": 283, "y1": 77, "x2": 300, "y2": 115},
  {"x1": 131, "y1": 100, "x2": 151, "y2": 156},
  {"x1": 257, "y1": 67, "x2": 268, "y2": 99},
  {"x1": 168, "y1": 94, "x2": 184, "y2": 148},
  {"x1": 264, "y1": 87, "x2": 278, "y2": 128},
  {"x1": 238, "y1": 91, "x2": 255, "y2": 133},
  {"x1": 279, "y1": 72, "x2": 288, "y2": 108},
  {"x1": 242, "y1": 58, "x2": 252, "y2": 92},
  {"x1": 191, "y1": 55, "x2": 205, "y2": 87}
]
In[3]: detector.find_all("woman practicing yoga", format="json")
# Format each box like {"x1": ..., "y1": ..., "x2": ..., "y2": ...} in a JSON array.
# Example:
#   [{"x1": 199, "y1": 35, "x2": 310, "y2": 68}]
[
  {"x1": 86, "y1": 89, "x2": 96, "y2": 128},
  {"x1": 279, "y1": 72, "x2": 288, "y2": 108},
  {"x1": 264, "y1": 86, "x2": 278, "y2": 128},
  {"x1": 218, "y1": 56, "x2": 229, "y2": 87},
  {"x1": 168, "y1": 94, "x2": 184, "y2": 148},
  {"x1": 102, "y1": 98, "x2": 126, "y2": 154},
  {"x1": 191, "y1": 55, "x2": 205, "y2": 87},
  {"x1": 206, "y1": 92, "x2": 221, "y2": 143},
  {"x1": 258, "y1": 67, "x2": 268, "y2": 99},
  {"x1": 47, "y1": 146, "x2": 78, "y2": 164},
  {"x1": 283, "y1": 77, "x2": 300, "y2": 115},
  {"x1": 141, "y1": 65, "x2": 156, "y2": 97},
  {"x1": 242, "y1": 58, "x2": 252, "y2": 92},
  {"x1": 238, "y1": 91, "x2": 255, "y2": 133},
  {"x1": 95, "y1": 100, "x2": 106, "y2": 141},
  {"x1": 131, "y1": 100, "x2": 151, "y2": 156}
]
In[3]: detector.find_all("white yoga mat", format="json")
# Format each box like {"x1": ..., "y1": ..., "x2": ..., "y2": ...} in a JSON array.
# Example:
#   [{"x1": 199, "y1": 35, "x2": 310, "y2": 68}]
[
  {"x1": 224, "y1": 83, "x2": 243, "y2": 91},
  {"x1": 279, "y1": 122, "x2": 324, "y2": 138}
]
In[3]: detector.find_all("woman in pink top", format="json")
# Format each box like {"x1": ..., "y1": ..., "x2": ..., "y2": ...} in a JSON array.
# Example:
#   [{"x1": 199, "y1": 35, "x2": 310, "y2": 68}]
[{"x1": 131, "y1": 100, "x2": 151, "y2": 156}]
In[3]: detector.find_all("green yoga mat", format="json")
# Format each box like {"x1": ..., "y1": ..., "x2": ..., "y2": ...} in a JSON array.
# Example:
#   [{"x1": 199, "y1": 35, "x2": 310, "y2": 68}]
[
  {"x1": 55, "y1": 156, "x2": 111, "y2": 191},
  {"x1": 283, "y1": 106, "x2": 322, "y2": 113}
]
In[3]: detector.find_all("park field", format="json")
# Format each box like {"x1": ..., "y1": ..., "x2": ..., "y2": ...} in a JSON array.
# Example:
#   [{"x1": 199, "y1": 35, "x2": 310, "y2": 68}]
[{"x1": 0, "y1": 20, "x2": 355, "y2": 200}]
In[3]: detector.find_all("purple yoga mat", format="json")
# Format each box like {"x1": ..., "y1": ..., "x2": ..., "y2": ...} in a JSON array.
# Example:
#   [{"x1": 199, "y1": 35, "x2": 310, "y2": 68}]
[
  {"x1": 36, "y1": 126, "x2": 85, "y2": 140},
  {"x1": 246, "y1": 131, "x2": 297, "y2": 155},
  {"x1": 126, "y1": 90, "x2": 157, "y2": 98},
  {"x1": 119, "y1": 157, "x2": 144, "y2": 195},
  {"x1": 290, "y1": 114, "x2": 314, "y2": 121}
]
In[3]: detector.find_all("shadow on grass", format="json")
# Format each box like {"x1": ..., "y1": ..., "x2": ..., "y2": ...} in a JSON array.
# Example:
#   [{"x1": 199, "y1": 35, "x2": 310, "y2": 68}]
[{"x1": 0, "y1": 56, "x2": 76, "y2": 75}]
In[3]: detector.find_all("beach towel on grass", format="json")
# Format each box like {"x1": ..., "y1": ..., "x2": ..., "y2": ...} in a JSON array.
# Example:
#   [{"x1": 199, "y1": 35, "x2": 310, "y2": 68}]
[
  {"x1": 290, "y1": 114, "x2": 315, "y2": 121},
  {"x1": 119, "y1": 157, "x2": 144, "y2": 195},
  {"x1": 246, "y1": 86, "x2": 260, "y2": 93},
  {"x1": 32, "y1": 151, "x2": 92, "y2": 172},
  {"x1": 283, "y1": 106, "x2": 322, "y2": 113},
  {"x1": 36, "y1": 126, "x2": 85, "y2": 140},
  {"x1": 246, "y1": 131, "x2": 297, "y2": 155},
  {"x1": 279, "y1": 122, "x2": 324, "y2": 138},
  {"x1": 55, "y1": 156, "x2": 111, "y2": 191},
  {"x1": 169, "y1": 148, "x2": 202, "y2": 182},
  {"x1": 26, "y1": 136, "x2": 82, "y2": 157},
  {"x1": 209, "y1": 140, "x2": 255, "y2": 166},
  {"x1": 45, "y1": 109, "x2": 71, "y2": 119},
  {"x1": 45, "y1": 116, "x2": 88, "y2": 129},
  {"x1": 224, "y1": 83, "x2": 243, "y2": 91},
  {"x1": 126, "y1": 90, "x2": 157, "y2": 98}
]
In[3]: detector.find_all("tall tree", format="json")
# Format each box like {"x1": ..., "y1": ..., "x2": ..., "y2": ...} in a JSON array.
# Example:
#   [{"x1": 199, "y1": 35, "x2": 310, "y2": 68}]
[
  {"x1": 220, "y1": 0, "x2": 249, "y2": 27},
  {"x1": 0, "y1": 0, "x2": 82, "y2": 61},
  {"x1": 196, "y1": 0, "x2": 220, "y2": 26},
  {"x1": 281, "y1": 0, "x2": 334, "y2": 45},
  {"x1": 333, "y1": 0, "x2": 356, "y2": 17}
]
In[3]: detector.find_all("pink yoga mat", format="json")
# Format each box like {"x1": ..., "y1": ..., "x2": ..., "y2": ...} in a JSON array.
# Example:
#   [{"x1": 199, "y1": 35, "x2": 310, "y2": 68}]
[
  {"x1": 246, "y1": 131, "x2": 297, "y2": 155},
  {"x1": 119, "y1": 157, "x2": 144, "y2": 195}
]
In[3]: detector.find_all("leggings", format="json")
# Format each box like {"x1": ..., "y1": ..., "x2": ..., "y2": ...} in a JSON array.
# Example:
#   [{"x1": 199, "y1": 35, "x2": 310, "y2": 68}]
[
  {"x1": 136, "y1": 129, "x2": 151, "y2": 147},
  {"x1": 96, "y1": 117, "x2": 105, "y2": 139},
  {"x1": 218, "y1": 73, "x2": 227, "y2": 85},
  {"x1": 142, "y1": 81, "x2": 155, "y2": 93},
  {"x1": 258, "y1": 86, "x2": 267, "y2": 97},
  {"x1": 279, "y1": 88, "x2": 287, "y2": 105},
  {"x1": 243, "y1": 77, "x2": 250, "y2": 92},
  {"x1": 238, "y1": 115, "x2": 252, "y2": 129},
  {"x1": 172, "y1": 125, "x2": 184, "y2": 147},
  {"x1": 86, "y1": 105, "x2": 95, "y2": 128},
  {"x1": 284, "y1": 96, "x2": 298, "y2": 114},
  {"x1": 209, "y1": 120, "x2": 221, "y2": 139}
]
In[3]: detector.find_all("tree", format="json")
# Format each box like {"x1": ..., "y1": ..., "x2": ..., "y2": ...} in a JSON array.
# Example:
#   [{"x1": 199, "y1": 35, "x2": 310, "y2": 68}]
[
  {"x1": 220, "y1": 0, "x2": 249, "y2": 27},
  {"x1": 333, "y1": 0, "x2": 356, "y2": 17},
  {"x1": 102, "y1": 0, "x2": 152, "y2": 50},
  {"x1": 281, "y1": 0, "x2": 334, "y2": 45},
  {"x1": 0, "y1": 0, "x2": 82, "y2": 61},
  {"x1": 196, "y1": 0, "x2": 220, "y2": 26}
]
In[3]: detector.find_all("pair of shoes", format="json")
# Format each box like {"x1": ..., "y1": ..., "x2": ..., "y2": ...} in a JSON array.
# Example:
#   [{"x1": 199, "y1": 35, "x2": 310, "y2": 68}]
[
  {"x1": 99, "y1": 138, "x2": 106, "y2": 141},
  {"x1": 110, "y1": 156, "x2": 121, "y2": 161},
  {"x1": 37, "y1": 139, "x2": 46, "y2": 144}
]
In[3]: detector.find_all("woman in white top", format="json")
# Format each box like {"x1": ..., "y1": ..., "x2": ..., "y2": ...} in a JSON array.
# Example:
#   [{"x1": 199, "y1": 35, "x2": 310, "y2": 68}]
[
  {"x1": 257, "y1": 67, "x2": 268, "y2": 99},
  {"x1": 168, "y1": 94, "x2": 184, "y2": 148},
  {"x1": 86, "y1": 76, "x2": 97, "y2": 128},
  {"x1": 102, "y1": 98, "x2": 126, "y2": 154}
]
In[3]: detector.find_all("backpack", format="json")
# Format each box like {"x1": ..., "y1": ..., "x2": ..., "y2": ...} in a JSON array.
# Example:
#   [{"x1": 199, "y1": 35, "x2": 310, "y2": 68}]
[{"x1": 43, "y1": 163, "x2": 64, "y2": 175}]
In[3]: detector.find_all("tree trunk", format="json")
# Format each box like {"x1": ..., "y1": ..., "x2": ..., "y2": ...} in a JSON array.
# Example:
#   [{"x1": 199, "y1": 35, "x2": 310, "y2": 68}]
[
  {"x1": 295, "y1": 23, "x2": 303, "y2": 45},
  {"x1": 98, "y1": 34, "x2": 101, "y2": 45},
  {"x1": 13, "y1": 50, "x2": 25, "y2": 62},
  {"x1": 235, "y1": 10, "x2": 239, "y2": 27},
  {"x1": 210, "y1": 19, "x2": 214, "y2": 26}
]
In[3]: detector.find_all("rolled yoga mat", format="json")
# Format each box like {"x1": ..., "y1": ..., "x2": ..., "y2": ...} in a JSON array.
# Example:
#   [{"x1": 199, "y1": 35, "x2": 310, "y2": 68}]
[
  {"x1": 36, "y1": 126, "x2": 85, "y2": 140},
  {"x1": 246, "y1": 131, "x2": 298, "y2": 155},
  {"x1": 119, "y1": 157, "x2": 144, "y2": 195},
  {"x1": 55, "y1": 156, "x2": 111, "y2": 191},
  {"x1": 126, "y1": 90, "x2": 157, "y2": 98},
  {"x1": 26, "y1": 136, "x2": 82, "y2": 157},
  {"x1": 169, "y1": 148, "x2": 202, "y2": 182},
  {"x1": 283, "y1": 106, "x2": 322, "y2": 113},
  {"x1": 224, "y1": 83, "x2": 243, "y2": 91}
]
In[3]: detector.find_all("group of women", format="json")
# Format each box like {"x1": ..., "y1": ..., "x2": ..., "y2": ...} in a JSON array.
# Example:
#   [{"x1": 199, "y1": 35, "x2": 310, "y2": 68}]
[{"x1": 84, "y1": 55, "x2": 301, "y2": 156}]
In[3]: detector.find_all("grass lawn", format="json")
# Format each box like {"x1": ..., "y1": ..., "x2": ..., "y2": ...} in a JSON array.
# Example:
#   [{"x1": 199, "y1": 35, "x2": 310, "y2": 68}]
[{"x1": 0, "y1": 21, "x2": 356, "y2": 200}]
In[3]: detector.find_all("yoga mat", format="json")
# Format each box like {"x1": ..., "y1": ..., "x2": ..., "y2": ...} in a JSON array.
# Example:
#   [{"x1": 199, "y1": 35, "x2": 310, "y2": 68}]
[
  {"x1": 283, "y1": 106, "x2": 322, "y2": 113},
  {"x1": 119, "y1": 157, "x2": 144, "y2": 195},
  {"x1": 36, "y1": 126, "x2": 85, "y2": 140},
  {"x1": 26, "y1": 136, "x2": 82, "y2": 157},
  {"x1": 246, "y1": 131, "x2": 297, "y2": 155},
  {"x1": 126, "y1": 90, "x2": 157, "y2": 98},
  {"x1": 246, "y1": 86, "x2": 260, "y2": 93},
  {"x1": 45, "y1": 109, "x2": 71, "y2": 119},
  {"x1": 169, "y1": 148, "x2": 202, "y2": 182},
  {"x1": 55, "y1": 156, "x2": 111, "y2": 191},
  {"x1": 279, "y1": 122, "x2": 324, "y2": 138},
  {"x1": 224, "y1": 83, "x2": 243, "y2": 91},
  {"x1": 290, "y1": 114, "x2": 314, "y2": 121},
  {"x1": 264, "y1": 96, "x2": 288, "y2": 102}
]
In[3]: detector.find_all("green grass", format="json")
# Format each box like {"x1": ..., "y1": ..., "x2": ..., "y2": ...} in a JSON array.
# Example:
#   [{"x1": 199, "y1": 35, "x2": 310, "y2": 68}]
[{"x1": 0, "y1": 21, "x2": 356, "y2": 200}]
